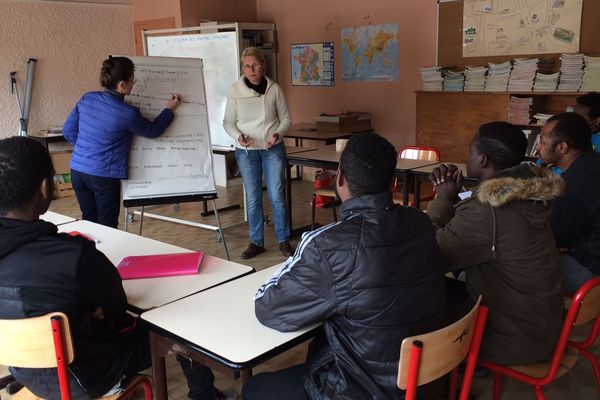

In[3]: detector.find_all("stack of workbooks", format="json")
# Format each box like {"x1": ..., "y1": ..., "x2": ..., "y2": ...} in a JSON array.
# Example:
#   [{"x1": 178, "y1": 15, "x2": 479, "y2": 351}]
[
  {"x1": 485, "y1": 61, "x2": 512, "y2": 92},
  {"x1": 507, "y1": 96, "x2": 533, "y2": 125},
  {"x1": 581, "y1": 55, "x2": 600, "y2": 92},
  {"x1": 557, "y1": 53, "x2": 584, "y2": 92},
  {"x1": 533, "y1": 72, "x2": 560, "y2": 92},
  {"x1": 508, "y1": 58, "x2": 538, "y2": 92},
  {"x1": 533, "y1": 113, "x2": 554, "y2": 126},
  {"x1": 443, "y1": 70, "x2": 465, "y2": 92},
  {"x1": 464, "y1": 66, "x2": 488, "y2": 91},
  {"x1": 419, "y1": 66, "x2": 444, "y2": 91}
]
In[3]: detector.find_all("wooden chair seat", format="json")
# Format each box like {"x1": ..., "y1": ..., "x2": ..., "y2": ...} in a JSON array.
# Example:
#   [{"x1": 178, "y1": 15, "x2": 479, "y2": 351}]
[{"x1": 508, "y1": 346, "x2": 579, "y2": 379}]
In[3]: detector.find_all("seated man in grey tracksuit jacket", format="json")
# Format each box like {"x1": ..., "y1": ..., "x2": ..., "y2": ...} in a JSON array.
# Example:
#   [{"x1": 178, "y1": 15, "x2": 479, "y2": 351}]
[{"x1": 243, "y1": 133, "x2": 448, "y2": 400}]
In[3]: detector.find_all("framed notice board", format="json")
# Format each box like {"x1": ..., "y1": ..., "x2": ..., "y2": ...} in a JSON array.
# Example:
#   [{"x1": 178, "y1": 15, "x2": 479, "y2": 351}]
[{"x1": 437, "y1": 0, "x2": 600, "y2": 70}]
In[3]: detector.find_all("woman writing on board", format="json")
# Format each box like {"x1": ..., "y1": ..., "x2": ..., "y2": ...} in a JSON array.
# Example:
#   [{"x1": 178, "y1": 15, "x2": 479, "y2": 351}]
[
  {"x1": 223, "y1": 47, "x2": 294, "y2": 259},
  {"x1": 63, "y1": 56, "x2": 181, "y2": 228}
]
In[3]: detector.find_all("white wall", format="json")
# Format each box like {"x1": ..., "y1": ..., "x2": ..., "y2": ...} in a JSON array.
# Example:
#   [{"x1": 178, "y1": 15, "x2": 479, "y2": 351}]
[{"x1": 0, "y1": 0, "x2": 134, "y2": 138}]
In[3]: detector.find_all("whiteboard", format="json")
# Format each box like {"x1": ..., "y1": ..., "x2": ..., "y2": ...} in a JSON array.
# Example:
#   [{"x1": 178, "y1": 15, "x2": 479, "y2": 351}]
[
  {"x1": 122, "y1": 55, "x2": 216, "y2": 200},
  {"x1": 147, "y1": 32, "x2": 239, "y2": 149}
]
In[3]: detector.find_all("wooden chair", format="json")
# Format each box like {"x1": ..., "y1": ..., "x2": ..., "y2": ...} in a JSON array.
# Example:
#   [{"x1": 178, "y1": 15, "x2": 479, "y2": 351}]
[
  {"x1": 392, "y1": 146, "x2": 440, "y2": 208},
  {"x1": 398, "y1": 296, "x2": 488, "y2": 400},
  {"x1": 479, "y1": 276, "x2": 600, "y2": 400},
  {"x1": 0, "y1": 312, "x2": 153, "y2": 400}
]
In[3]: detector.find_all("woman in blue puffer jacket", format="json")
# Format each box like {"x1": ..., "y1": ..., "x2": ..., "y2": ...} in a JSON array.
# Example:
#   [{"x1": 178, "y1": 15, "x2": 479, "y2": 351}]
[{"x1": 63, "y1": 56, "x2": 181, "y2": 228}]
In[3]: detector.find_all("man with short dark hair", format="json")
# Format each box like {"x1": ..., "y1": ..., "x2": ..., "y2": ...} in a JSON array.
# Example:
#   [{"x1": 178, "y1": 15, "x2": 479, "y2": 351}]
[
  {"x1": 0, "y1": 137, "x2": 234, "y2": 400},
  {"x1": 427, "y1": 121, "x2": 564, "y2": 365},
  {"x1": 574, "y1": 91, "x2": 600, "y2": 152},
  {"x1": 242, "y1": 132, "x2": 448, "y2": 399},
  {"x1": 537, "y1": 112, "x2": 600, "y2": 293}
]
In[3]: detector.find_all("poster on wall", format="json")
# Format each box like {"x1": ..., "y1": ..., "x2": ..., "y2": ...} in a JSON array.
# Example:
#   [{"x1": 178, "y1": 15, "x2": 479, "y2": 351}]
[
  {"x1": 341, "y1": 23, "x2": 399, "y2": 82},
  {"x1": 463, "y1": 0, "x2": 583, "y2": 57},
  {"x1": 291, "y1": 42, "x2": 334, "y2": 86}
]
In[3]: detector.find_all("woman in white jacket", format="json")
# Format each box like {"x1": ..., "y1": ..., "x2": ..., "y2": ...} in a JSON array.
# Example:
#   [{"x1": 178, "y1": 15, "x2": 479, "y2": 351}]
[{"x1": 223, "y1": 47, "x2": 294, "y2": 259}]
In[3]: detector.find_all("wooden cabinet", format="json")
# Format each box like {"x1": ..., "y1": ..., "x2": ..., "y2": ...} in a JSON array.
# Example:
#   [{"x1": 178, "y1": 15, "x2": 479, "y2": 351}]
[{"x1": 415, "y1": 91, "x2": 581, "y2": 163}]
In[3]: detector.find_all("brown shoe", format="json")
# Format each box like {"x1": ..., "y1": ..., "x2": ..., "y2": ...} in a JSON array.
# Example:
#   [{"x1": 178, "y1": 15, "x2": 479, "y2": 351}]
[
  {"x1": 279, "y1": 241, "x2": 295, "y2": 257},
  {"x1": 241, "y1": 243, "x2": 265, "y2": 259}
]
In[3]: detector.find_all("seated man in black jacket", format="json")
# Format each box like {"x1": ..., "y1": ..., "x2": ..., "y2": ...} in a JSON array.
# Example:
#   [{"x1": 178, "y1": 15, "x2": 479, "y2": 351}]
[
  {"x1": 242, "y1": 133, "x2": 448, "y2": 400},
  {"x1": 537, "y1": 112, "x2": 600, "y2": 293},
  {"x1": 0, "y1": 137, "x2": 233, "y2": 400}
]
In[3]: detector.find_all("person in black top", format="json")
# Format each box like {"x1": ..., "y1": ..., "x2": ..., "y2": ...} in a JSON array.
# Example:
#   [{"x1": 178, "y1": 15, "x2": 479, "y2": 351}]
[
  {"x1": 0, "y1": 137, "x2": 235, "y2": 400},
  {"x1": 537, "y1": 112, "x2": 600, "y2": 293}
]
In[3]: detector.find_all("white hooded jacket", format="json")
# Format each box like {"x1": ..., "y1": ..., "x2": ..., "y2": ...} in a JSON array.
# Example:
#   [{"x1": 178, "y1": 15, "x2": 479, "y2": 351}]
[{"x1": 223, "y1": 76, "x2": 291, "y2": 150}]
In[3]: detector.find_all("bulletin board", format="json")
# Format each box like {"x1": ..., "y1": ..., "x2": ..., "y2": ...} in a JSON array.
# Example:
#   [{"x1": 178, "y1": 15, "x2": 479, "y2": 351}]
[{"x1": 437, "y1": 0, "x2": 600, "y2": 70}]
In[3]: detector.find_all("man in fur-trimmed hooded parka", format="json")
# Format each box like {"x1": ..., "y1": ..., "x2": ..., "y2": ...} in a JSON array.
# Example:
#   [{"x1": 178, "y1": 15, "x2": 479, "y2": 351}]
[{"x1": 426, "y1": 122, "x2": 565, "y2": 366}]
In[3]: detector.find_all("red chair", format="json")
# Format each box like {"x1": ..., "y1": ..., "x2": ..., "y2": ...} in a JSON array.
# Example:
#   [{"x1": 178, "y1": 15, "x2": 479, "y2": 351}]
[
  {"x1": 479, "y1": 276, "x2": 600, "y2": 400},
  {"x1": 568, "y1": 277, "x2": 600, "y2": 392},
  {"x1": 392, "y1": 146, "x2": 440, "y2": 208},
  {"x1": 398, "y1": 296, "x2": 489, "y2": 400},
  {"x1": 0, "y1": 312, "x2": 153, "y2": 400}
]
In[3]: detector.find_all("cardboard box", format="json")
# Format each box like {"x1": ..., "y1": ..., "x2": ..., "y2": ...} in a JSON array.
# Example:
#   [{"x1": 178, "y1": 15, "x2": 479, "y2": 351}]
[
  {"x1": 316, "y1": 112, "x2": 371, "y2": 133},
  {"x1": 54, "y1": 182, "x2": 75, "y2": 199},
  {"x1": 50, "y1": 151, "x2": 72, "y2": 175}
]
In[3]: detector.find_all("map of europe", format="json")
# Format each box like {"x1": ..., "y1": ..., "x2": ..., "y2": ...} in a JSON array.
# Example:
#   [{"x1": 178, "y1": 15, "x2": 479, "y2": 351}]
[{"x1": 341, "y1": 23, "x2": 399, "y2": 82}]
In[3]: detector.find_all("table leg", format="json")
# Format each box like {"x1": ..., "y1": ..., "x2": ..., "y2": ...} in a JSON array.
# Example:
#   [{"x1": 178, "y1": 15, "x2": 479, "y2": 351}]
[
  {"x1": 403, "y1": 172, "x2": 409, "y2": 206},
  {"x1": 286, "y1": 162, "x2": 293, "y2": 229},
  {"x1": 241, "y1": 369, "x2": 253, "y2": 385},
  {"x1": 414, "y1": 173, "x2": 421, "y2": 209},
  {"x1": 149, "y1": 331, "x2": 168, "y2": 400}
]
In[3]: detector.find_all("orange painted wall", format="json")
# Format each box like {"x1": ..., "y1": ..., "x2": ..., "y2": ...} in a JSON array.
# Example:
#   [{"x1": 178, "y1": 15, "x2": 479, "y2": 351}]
[
  {"x1": 131, "y1": 0, "x2": 181, "y2": 26},
  {"x1": 256, "y1": 0, "x2": 437, "y2": 148},
  {"x1": 179, "y1": 0, "x2": 257, "y2": 27}
]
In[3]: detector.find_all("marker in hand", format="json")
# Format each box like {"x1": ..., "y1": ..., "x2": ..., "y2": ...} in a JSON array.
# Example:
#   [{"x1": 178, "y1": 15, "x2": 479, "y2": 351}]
[{"x1": 167, "y1": 94, "x2": 182, "y2": 110}]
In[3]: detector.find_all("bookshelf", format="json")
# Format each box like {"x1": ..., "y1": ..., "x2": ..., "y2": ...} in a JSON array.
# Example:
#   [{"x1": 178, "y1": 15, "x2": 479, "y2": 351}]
[{"x1": 415, "y1": 91, "x2": 581, "y2": 163}]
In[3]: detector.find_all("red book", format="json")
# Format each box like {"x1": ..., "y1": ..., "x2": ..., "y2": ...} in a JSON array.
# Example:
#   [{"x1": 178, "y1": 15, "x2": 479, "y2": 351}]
[{"x1": 116, "y1": 252, "x2": 204, "y2": 280}]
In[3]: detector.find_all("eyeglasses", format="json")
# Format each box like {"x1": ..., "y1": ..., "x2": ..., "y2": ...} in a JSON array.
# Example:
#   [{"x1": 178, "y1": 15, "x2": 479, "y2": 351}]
[{"x1": 243, "y1": 63, "x2": 261, "y2": 71}]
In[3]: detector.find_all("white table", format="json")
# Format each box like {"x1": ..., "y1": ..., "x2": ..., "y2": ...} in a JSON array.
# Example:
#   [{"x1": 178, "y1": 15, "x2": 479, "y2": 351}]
[
  {"x1": 57, "y1": 220, "x2": 253, "y2": 311},
  {"x1": 141, "y1": 265, "x2": 320, "y2": 400},
  {"x1": 40, "y1": 211, "x2": 77, "y2": 225}
]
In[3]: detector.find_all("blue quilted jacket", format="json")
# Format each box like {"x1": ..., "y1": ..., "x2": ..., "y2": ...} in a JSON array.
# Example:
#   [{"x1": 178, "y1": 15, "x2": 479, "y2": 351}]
[{"x1": 63, "y1": 90, "x2": 174, "y2": 179}]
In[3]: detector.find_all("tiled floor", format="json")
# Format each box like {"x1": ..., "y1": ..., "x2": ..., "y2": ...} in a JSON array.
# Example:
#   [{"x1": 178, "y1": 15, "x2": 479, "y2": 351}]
[{"x1": 2, "y1": 179, "x2": 599, "y2": 399}]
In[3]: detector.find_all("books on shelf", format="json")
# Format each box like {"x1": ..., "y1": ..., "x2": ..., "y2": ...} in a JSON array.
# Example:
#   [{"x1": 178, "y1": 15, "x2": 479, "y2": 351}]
[
  {"x1": 485, "y1": 61, "x2": 512, "y2": 92},
  {"x1": 557, "y1": 53, "x2": 584, "y2": 92},
  {"x1": 533, "y1": 72, "x2": 560, "y2": 92},
  {"x1": 464, "y1": 66, "x2": 488, "y2": 91},
  {"x1": 508, "y1": 58, "x2": 538, "y2": 92},
  {"x1": 581, "y1": 55, "x2": 600, "y2": 92},
  {"x1": 116, "y1": 251, "x2": 204, "y2": 280},
  {"x1": 533, "y1": 113, "x2": 554, "y2": 126},
  {"x1": 419, "y1": 66, "x2": 444, "y2": 91},
  {"x1": 443, "y1": 70, "x2": 465, "y2": 92},
  {"x1": 507, "y1": 96, "x2": 533, "y2": 125}
]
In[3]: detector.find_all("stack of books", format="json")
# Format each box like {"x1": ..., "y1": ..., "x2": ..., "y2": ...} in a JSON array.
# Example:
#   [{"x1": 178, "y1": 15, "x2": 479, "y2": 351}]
[
  {"x1": 419, "y1": 66, "x2": 444, "y2": 91},
  {"x1": 557, "y1": 53, "x2": 584, "y2": 92},
  {"x1": 443, "y1": 70, "x2": 465, "y2": 92},
  {"x1": 508, "y1": 58, "x2": 538, "y2": 92},
  {"x1": 507, "y1": 96, "x2": 533, "y2": 125},
  {"x1": 533, "y1": 72, "x2": 560, "y2": 92},
  {"x1": 464, "y1": 66, "x2": 488, "y2": 91},
  {"x1": 533, "y1": 113, "x2": 554, "y2": 126},
  {"x1": 581, "y1": 55, "x2": 600, "y2": 92},
  {"x1": 485, "y1": 61, "x2": 512, "y2": 92}
]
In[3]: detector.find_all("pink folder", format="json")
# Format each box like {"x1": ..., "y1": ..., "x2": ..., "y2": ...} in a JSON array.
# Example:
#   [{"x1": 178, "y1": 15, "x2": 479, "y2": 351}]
[{"x1": 116, "y1": 252, "x2": 204, "y2": 280}]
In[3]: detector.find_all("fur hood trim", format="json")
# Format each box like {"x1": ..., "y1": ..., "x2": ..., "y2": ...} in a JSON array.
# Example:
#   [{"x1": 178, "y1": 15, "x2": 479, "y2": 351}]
[{"x1": 477, "y1": 164, "x2": 565, "y2": 207}]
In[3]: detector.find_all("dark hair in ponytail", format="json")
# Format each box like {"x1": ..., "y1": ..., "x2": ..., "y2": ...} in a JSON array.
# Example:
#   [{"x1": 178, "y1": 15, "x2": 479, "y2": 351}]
[{"x1": 100, "y1": 56, "x2": 134, "y2": 89}]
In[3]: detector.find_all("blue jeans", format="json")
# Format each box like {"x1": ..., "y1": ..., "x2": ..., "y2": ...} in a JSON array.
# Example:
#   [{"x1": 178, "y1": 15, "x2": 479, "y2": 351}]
[
  {"x1": 560, "y1": 254, "x2": 598, "y2": 294},
  {"x1": 235, "y1": 142, "x2": 290, "y2": 246},
  {"x1": 71, "y1": 169, "x2": 121, "y2": 228}
]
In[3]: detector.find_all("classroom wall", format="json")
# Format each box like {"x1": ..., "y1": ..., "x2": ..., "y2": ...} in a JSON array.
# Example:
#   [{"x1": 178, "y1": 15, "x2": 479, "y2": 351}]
[
  {"x1": 179, "y1": 0, "x2": 257, "y2": 27},
  {"x1": 256, "y1": 0, "x2": 437, "y2": 148},
  {"x1": 0, "y1": 0, "x2": 134, "y2": 138},
  {"x1": 131, "y1": 0, "x2": 181, "y2": 26}
]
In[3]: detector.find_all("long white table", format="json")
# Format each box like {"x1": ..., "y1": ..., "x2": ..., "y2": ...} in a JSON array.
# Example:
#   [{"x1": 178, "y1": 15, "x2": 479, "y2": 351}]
[
  {"x1": 57, "y1": 220, "x2": 254, "y2": 311},
  {"x1": 141, "y1": 265, "x2": 320, "y2": 400},
  {"x1": 40, "y1": 211, "x2": 77, "y2": 225}
]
